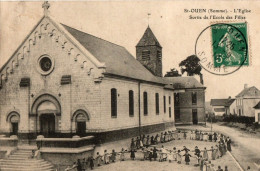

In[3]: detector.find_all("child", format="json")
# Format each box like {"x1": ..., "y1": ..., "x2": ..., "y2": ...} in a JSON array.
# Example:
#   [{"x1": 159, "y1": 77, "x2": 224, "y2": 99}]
[
  {"x1": 82, "y1": 158, "x2": 87, "y2": 171},
  {"x1": 183, "y1": 151, "x2": 192, "y2": 165},
  {"x1": 173, "y1": 147, "x2": 177, "y2": 161},
  {"x1": 215, "y1": 145, "x2": 220, "y2": 159},
  {"x1": 159, "y1": 146, "x2": 167, "y2": 162},
  {"x1": 130, "y1": 138, "x2": 136, "y2": 150},
  {"x1": 96, "y1": 152, "x2": 102, "y2": 166},
  {"x1": 110, "y1": 149, "x2": 116, "y2": 162},
  {"x1": 160, "y1": 132, "x2": 164, "y2": 143},
  {"x1": 130, "y1": 149, "x2": 136, "y2": 160},
  {"x1": 149, "y1": 149, "x2": 153, "y2": 161},
  {"x1": 208, "y1": 133, "x2": 212, "y2": 142},
  {"x1": 199, "y1": 155, "x2": 204, "y2": 171},
  {"x1": 213, "y1": 132, "x2": 217, "y2": 142},
  {"x1": 89, "y1": 156, "x2": 95, "y2": 170},
  {"x1": 225, "y1": 166, "x2": 228, "y2": 171},
  {"x1": 200, "y1": 132, "x2": 203, "y2": 141},
  {"x1": 168, "y1": 150, "x2": 174, "y2": 163},
  {"x1": 146, "y1": 135, "x2": 150, "y2": 147},
  {"x1": 142, "y1": 147, "x2": 149, "y2": 160},
  {"x1": 104, "y1": 150, "x2": 110, "y2": 164},
  {"x1": 202, "y1": 147, "x2": 209, "y2": 161},
  {"x1": 183, "y1": 131, "x2": 187, "y2": 139},
  {"x1": 210, "y1": 146, "x2": 216, "y2": 160},
  {"x1": 120, "y1": 148, "x2": 126, "y2": 161},
  {"x1": 203, "y1": 133, "x2": 208, "y2": 141},
  {"x1": 177, "y1": 150, "x2": 182, "y2": 164},
  {"x1": 136, "y1": 137, "x2": 141, "y2": 149},
  {"x1": 190, "y1": 130, "x2": 194, "y2": 140},
  {"x1": 153, "y1": 147, "x2": 158, "y2": 161}
]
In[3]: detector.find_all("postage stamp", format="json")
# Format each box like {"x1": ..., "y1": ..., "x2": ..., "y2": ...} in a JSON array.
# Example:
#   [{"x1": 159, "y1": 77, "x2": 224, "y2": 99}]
[
  {"x1": 195, "y1": 22, "x2": 248, "y2": 75},
  {"x1": 211, "y1": 23, "x2": 249, "y2": 67}
]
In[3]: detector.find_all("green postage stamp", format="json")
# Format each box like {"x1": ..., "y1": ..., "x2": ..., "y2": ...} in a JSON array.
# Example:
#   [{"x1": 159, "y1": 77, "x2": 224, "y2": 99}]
[{"x1": 211, "y1": 23, "x2": 248, "y2": 67}]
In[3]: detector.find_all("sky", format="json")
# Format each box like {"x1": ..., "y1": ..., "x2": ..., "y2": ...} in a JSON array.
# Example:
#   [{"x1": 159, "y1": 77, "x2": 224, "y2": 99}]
[{"x1": 0, "y1": 1, "x2": 260, "y2": 101}]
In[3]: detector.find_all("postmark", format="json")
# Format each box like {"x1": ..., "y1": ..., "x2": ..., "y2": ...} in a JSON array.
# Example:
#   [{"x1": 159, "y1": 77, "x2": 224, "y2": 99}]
[{"x1": 195, "y1": 22, "x2": 248, "y2": 75}]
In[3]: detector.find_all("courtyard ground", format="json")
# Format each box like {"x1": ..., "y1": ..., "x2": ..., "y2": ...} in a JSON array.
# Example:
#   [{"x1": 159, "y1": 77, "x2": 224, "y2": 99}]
[{"x1": 91, "y1": 131, "x2": 240, "y2": 171}]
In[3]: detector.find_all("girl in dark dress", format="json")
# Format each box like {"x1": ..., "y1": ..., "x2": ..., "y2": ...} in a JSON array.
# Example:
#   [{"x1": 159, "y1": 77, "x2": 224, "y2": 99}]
[
  {"x1": 111, "y1": 149, "x2": 116, "y2": 162},
  {"x1": 151, "y1": 135, "x2": 154, "y2": 145},
  {"x1": 89, "y1": 156, "x2": 95, "y2": 170},
  {"x1": 213, "y1": 132, "x2": 217, "y2": 142},
  {"x1": 183, "y1": 151, "x2": 192, "y2": 165},
  {"x1": 130, "y1": 149, "x2": 136, "y2": 160},
  {"x1": 149, "y1": 149, "x2": 153, "y2": 161},
  {"x1": 227, "y1": 137, "x2": 232, "y2": 151},
  {"x1": 136, "y1": 137, "x2": 141, "y2": 149},
  {"x1": 77, "y1": 159, "x2": 82, "y2": 171},
  {"x1": 153, "y1": 147, "x2": 158, "y2": 161},
  {"x1": 130, "y1": 138, "x2": 136, "y2": 150}
]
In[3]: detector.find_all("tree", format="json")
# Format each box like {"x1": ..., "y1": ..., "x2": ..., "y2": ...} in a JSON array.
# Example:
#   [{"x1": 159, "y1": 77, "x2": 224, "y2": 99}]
[
  {"x1": 179, "y1": 55, "x2": 204, "y2": 84},
  {"x1": 164, "y1": 68, "x2": 181, "y2": 77}
]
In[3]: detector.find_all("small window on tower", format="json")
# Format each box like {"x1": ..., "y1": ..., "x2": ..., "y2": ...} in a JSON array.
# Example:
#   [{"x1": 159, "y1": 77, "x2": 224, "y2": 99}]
[
  {"x1": 157, "y1": 50, "x2": 162, "y2": 60},
  {"x1": 142, "y1": 50, "x2": 150, "y2": 60}
]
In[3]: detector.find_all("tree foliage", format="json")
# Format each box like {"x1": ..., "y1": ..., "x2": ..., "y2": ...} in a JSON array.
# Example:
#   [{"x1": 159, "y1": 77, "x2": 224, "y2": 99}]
[
  {"x1": 164, "y1": 68, "x2": 181, "y2": 77},
  {"x1": 179, "y1": 55, "x2": 202, "y2": 76}
]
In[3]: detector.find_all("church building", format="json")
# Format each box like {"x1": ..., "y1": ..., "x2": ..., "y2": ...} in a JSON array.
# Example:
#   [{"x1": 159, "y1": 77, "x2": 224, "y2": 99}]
[{"x1": 0, "y1": 2, "x2": 205, "y2": 146}]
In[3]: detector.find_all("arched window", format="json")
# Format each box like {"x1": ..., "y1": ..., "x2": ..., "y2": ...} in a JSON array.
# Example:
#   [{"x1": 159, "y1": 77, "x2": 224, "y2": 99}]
[
  {"x1": 143, "y1": 92, "x2": 148, "y2": 115},
  {"x1": 129, "y1": 90, "x2": 134, "y2": 117},
  {"x1": 155, "y1": 93, "x2": 159, "y2": 115},
  {"x1": 111, "y1": 88, "x2": 117, "y2": 117}
]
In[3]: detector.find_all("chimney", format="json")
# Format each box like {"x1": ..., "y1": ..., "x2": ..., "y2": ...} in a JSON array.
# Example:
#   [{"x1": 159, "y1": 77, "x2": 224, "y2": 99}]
[
  {"x1": 228, "y1": 96, "x2": 231, "y2": 99},
  {"x1": 244, "y1": 84, "x2": 248, "y2": 89}
]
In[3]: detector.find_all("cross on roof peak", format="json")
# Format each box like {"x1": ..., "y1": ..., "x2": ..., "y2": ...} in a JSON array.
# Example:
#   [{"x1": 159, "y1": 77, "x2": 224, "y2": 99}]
[{"x1": 42, "y1": 1, "x2": 50, "y2": 16}]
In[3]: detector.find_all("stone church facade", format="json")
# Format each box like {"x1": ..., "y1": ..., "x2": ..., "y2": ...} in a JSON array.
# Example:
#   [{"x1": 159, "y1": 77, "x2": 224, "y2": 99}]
[{"x1": 0, "y1": 3, "x2": 205, "y2": 144}]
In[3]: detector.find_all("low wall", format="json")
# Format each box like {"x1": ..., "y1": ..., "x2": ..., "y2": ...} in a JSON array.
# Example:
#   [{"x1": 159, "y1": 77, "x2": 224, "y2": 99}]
[
  {"x1": 0, "y1": 136, "x2": 18, "y2": 147},
  {"x1": 36, "y1": 136, "x2": 95, "y2": 148},
  {"x1": 40, "y1": 146, "x2": 94, "y2": 171}
]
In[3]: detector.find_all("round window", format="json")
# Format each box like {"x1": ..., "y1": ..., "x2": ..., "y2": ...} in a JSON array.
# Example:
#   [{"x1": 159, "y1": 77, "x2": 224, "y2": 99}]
[
  {"x1": 40, "y1": 57, "x2": 52, "y2": 72},
  {"x1": 37, "y1": 55, "x2": 54, "y2": 75}
]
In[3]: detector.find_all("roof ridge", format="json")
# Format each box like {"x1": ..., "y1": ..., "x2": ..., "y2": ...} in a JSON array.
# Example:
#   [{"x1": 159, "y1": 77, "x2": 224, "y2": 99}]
[{"x1": 60, "y1": 23, "x2": 125, "y2": 49}]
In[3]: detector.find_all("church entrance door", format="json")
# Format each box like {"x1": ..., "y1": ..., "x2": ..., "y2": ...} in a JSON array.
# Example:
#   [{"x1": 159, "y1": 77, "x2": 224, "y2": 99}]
[
  {"x1": 40, "y1": 114, "x2": 55, "y2": 137},
  {"x1": 11, "y1": 123, "x2": 18, "y2": 135},
  {"x1": 76, "y1": 122, "x2": 86, "y2": 137}
]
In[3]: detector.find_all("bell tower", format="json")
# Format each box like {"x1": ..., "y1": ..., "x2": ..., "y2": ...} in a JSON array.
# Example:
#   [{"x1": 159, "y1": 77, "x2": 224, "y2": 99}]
[{"x1": 136, "y1": 26, "x2": 162, "y2": 77}]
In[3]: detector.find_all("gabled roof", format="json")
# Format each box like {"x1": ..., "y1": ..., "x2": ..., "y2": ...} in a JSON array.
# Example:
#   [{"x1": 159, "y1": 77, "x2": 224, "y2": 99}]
[
  {"x1": 61, "y1": 24, "x2": 165, "y2": 84},
  {"x1": 236, "y1": 86, "x2": 260, "y2": 97},
  {"x1": 254, "y1": 101, "x2": 260, "y2": 109},
  {"x1": 210, "y1": 98, "x2": 235, "y2": 107},
  {"x1": 163, "y1": 76, "x2": 205, "y2": 89},
  {"x1": 136, "y1": 26, "x2": 161, "y2": 47}
]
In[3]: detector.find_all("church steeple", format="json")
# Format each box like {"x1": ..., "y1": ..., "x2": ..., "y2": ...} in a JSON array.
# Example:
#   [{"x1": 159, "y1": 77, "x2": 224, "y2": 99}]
[{"x1": 136, "y1": 26, "x2": 162, "y2": 77}]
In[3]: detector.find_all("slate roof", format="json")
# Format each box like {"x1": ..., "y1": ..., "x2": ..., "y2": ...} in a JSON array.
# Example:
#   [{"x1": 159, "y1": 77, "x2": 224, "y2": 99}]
[
  {"x1": 254, "y1": 101, "x2": 260, "y2": 109},
  {"x1": 136, "y1": 26, "x2": 161, "y2": 47},
  {"x1": 61, "y1": 24, "x2": 165, "y2": 84},
  {"x1": 210, "y1": 98, "x2": 235, "y2": 107},
  {"x1": 236, "y1": 86, "x2": 260, "y2": 97},
  {"x1": 163, "y1": 77, "x2": 205, "y2": 89}
]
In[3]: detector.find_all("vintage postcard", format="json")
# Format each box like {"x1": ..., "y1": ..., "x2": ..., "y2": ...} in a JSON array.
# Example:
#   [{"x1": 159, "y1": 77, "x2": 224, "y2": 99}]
[{"x1": 0, "y1": 1, "x2": 259, "y2": 171}]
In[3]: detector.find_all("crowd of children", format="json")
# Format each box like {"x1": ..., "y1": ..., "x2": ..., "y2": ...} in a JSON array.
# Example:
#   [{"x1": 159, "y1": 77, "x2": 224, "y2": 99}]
[{"x1": 65, "y1": 129, "x2": 233, "y2": 171}]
